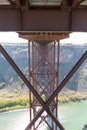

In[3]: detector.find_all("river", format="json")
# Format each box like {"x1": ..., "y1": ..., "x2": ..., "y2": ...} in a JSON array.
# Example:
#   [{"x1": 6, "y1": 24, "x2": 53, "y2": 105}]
[
  {"x1": 0, "y1": 109, "x2": 29, "y2": 130},
  {"x1": 59, "y1": 100, "x2": 87, "y2": 130},
  {"x1": 0, "y1": 101, "x2": 87, "y2": 130}
]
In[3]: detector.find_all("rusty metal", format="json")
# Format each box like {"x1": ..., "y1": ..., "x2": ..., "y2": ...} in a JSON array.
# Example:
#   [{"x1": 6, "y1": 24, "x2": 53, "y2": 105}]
[
  {"x1": 0, "y1": 44, "x2": 64, "y2": 130},
  {"x1": 27, "y1": 42, "x2": 86, "y2": 130},
  {"x1": 28, "y1": 41, "x2": 60, "y2": 130},
  {"x1": 0, "y1": 44, "x2": 87, "y2": 130},
  {"x1": 0, "y1": 44, "x2": 43, "y2": 105},
  {"x1": 25, "y1": 48, "x2": 87, "y2": 130},
  {"x1": 46, "y1": 50, "x2": 87, "y2": 105},
  {"x1": 19, "y1": 33, "x2": 69, "y2": 41},
  {"x1": 1, "y1": 0, "x2": 87, "y2": 31},
  {"x1": 28, "y1": 41, "x2": 32, "y2": 123},
  {"x1": 0, "y1": 8, "x2": 87, "y2": 31}
]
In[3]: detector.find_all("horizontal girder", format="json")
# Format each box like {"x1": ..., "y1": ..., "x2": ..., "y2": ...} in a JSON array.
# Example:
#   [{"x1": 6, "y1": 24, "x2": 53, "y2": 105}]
[
  {"x1": 0, "y1": 8, "x2": 87, "y2": 31},
  {"x1": 19, "y1": 33, "x2": 69, "y2": 40}
]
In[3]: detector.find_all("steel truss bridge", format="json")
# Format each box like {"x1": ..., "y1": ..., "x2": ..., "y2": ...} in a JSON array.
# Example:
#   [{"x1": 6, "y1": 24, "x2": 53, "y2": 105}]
[{"x1": 0, "y1": 0, "x2": 87, "y2": 130}]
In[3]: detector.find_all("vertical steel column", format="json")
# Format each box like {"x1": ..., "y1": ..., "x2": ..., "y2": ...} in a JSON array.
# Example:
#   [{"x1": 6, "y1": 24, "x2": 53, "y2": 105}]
[
  {"x1": 57, "y1": 40, "x2": 60, "y2": 119},
  {"x1": 54, "y1": 40, "x2": 60, "y2": 130},
  {"x1": 28, "y1": 41, "x2": 32, "y2": 128},
  {"x1": 29, "y1": 41, "x2": 36, "y2": 130},
  {"x1": 0, "y1": 44, "x2": 86, "y2": 130},
  {"x1": 29, "y1": 41, "x2": 60, "y2": 130}
]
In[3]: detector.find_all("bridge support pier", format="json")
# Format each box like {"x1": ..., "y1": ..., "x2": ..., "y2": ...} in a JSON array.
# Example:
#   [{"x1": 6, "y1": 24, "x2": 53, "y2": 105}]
[
  {"x1": 0, "y1": 35, "x2": 87, "y2": 130},
  {"x1": 28, "y1": 40, "x2": 60, "y2": 130}
]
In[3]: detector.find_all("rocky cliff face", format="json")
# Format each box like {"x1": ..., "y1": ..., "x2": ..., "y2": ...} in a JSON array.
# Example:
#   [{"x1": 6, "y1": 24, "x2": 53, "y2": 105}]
[
  {"x1": 59, "y1": 44, "x2": 87, "y2": 91},
  {"x1": 0, "y1": 44, "x2": 87, "y2": 91}
]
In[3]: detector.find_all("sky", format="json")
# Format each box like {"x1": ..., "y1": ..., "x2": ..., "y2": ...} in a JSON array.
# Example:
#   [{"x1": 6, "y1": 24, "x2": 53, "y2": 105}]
[
  {"x1": 0, "y1": 32, "x2": 87, "y2": 45},
  {"x1": 0, "y1": 32, "x2": 28, "y2": 44},
  {"x1": 60, "y1": 32, "x2": 87, "y2": 45}
]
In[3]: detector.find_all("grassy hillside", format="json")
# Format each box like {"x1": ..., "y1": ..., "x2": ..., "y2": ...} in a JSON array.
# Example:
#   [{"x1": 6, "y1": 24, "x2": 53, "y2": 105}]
[
  {"x1": 0, "y1": 44, "x2": 87, "y2": 92},
  {"x1": 0, "y1": 44, "x2": 87, "y2": 112}
]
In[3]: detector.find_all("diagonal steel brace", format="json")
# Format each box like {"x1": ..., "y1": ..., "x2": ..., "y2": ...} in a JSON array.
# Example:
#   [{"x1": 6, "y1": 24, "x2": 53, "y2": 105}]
[
  {"x1": 0, "y1": 44, "x2": 64, "y2": 130},
  {"x1": 25, "y1": 50, "x2": 87, "y2": 129},
  {"x1": 0, "y1": 44, "x2": 87, "y2": 130}
]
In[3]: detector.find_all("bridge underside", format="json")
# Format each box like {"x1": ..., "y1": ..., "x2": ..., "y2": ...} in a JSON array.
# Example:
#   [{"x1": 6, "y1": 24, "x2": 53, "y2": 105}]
[
  {"x1": 0, "y1": 0, "x2": 87, "y2": 130},
  {"x1": 28, "y1": 40, "x2": 60, "y2": 130},
  {"x1": 0, "y1": 41, "x2": 87, "y2": 130},
  {"x1": 1, "y1": 0, "x2": 87, "y2": 32},
  {"x1": 1, "y1": 8, "x2": 87, "y2": 32}
]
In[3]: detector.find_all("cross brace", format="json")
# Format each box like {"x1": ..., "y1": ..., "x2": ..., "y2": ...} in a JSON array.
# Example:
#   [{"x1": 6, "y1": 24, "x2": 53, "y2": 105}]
[
  {"x1": 0, "y1": 44, "x2": 64, "y2": 130},
  {"x1": 25, "y1": 49, "x2": 87, "y2": 129},
  {"x1": 0, "y1": 44, "x2": 87, "y2": 130}
]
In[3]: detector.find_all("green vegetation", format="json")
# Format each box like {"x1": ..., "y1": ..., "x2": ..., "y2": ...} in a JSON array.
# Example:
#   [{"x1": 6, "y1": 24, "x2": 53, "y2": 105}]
[
  {"x1": 58, "y1": 91, "x2": 87, "y2": 103},
  {"x1": 0, "y1": 98, "x2": 29, "y2": 113},
  {"x1": 0, "y1": 45, "x2": 87, "y2": 91},
  {"x1": 1, "y1": 90, "x2": 87, "y2": 113},
  {"x1": 0, "y1": 45, "x2": 87, "y2": 113}
]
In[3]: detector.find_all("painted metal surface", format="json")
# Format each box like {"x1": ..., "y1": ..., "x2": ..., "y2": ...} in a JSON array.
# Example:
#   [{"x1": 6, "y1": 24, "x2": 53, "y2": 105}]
[
  {"x1": 0, "y1": 0, "x2": 87, "y2": 31},
  {"x1": 0, "y1": 44, "x2": 64, "y2": 130},
  {"x1": 0, "y1": 8, "x2": 87, "y2": 31},
  {"x1": 28, "y1": 41, "x2": 59, "y2": 129},
  {"x1": 0, "y1": 44, "x2": 87, "y2": 130},
  {"x1": 0, "y1": 0, "x2": 87, "y2": 129}
]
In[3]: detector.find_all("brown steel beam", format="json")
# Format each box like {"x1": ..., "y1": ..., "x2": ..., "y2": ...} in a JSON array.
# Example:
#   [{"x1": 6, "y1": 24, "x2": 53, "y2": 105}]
[
  {"x1": 46, "y1": 51, "x2": 87, "y2": 104},
  {"x1": 26, "y1": 50, "x2": 87, "y2": 129},
  {"x1": 61, "y1": 0, "x2": 68, "y2": 10},
  {"x1": 15, "y1": 0, "x2": 29, "y2": 6},
  {"x1": 15, "y1": 0, "x2": 21, "y2": 6},
  {"x1": 0, "y1": 8, "x2": 21, "y2": 31},
  {"x1": 0, "y1": 44, "x2": 64, "y2": 130},
  {"x1": 1, "y1": 44, "x2": 86, "y2": 129},
  {"x1": 19, "y1": 33, "x2": 69, "y2": 41},
  {"x1": 7, "y1": 0, "x2": 15, "y2": 5},
  {"x1": 66, "y1": 0, "x2": 72, "y2": 6},
  {"x1": 0, "y1": 44, "x2": 44, "y2": 106},
  {"x1": 71, "y1": 9, "x2": 87, "y2": 31},
  {"x1": 72, "y1": 0, "x2": 79, "y2": 9},
  {"x1": 20, "y1": 10, "x2": 70, "y2": 31},
  {"x1": 25, "y1": 108, "x2": 64, "y2": 130},
  {"x1": 0, "y1": 8, "x2": 87, "y2": 31},
  {"x1": 28, "y1": 6, "x2": 61, "y2": 10}
]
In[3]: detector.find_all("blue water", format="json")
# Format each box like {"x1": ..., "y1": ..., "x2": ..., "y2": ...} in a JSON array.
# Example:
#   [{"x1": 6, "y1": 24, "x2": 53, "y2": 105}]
[
  {"x1": 59, "y1": 101, "x2": 87, "y2": 130},
  {"x1": 0, "y1": 101, "x2": 87, "y2": 130},
  {"x1": 0, "y1": 109, "x2": 29, "y2": 130}
]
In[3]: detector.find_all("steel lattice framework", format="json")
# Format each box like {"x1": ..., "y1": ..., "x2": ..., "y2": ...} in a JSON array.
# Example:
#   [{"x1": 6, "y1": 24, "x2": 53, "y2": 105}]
[
  {"x1": 0, "y1": 1, "x2": 87, "y2": 130},
  {"x1": 28, "y1": 41, "x2": 60, "y2": 129},
  {"x1": 0, "y1": 41, "x2": 87, "y2": 130}
]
